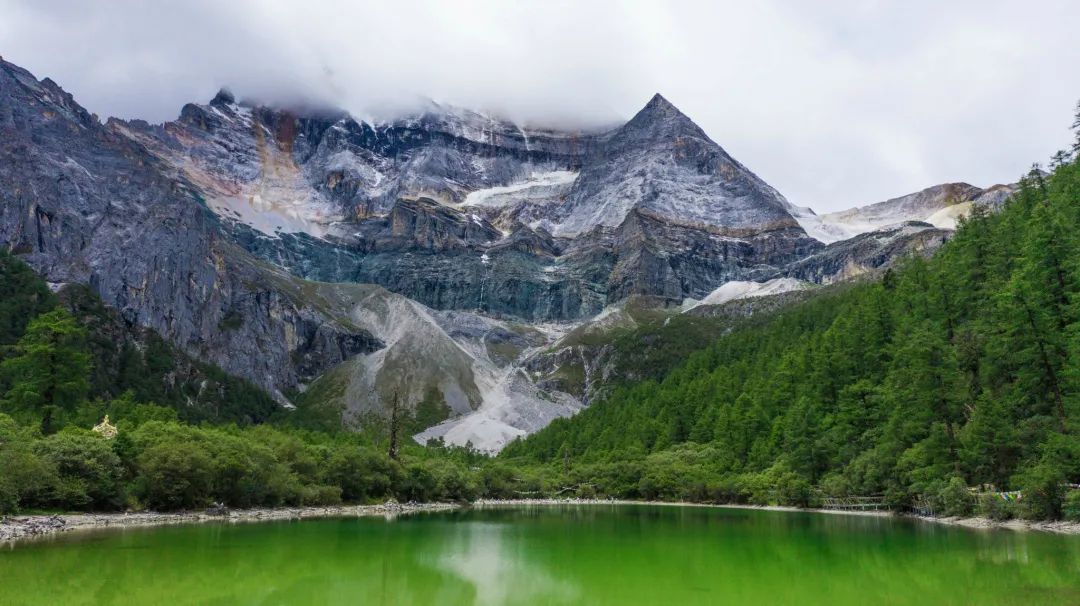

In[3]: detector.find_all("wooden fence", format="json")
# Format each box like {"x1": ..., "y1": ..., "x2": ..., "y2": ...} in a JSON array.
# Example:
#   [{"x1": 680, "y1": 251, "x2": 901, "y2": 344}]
[{"x1": 821, "y1": 496, "x2": 888, "y2": 511}]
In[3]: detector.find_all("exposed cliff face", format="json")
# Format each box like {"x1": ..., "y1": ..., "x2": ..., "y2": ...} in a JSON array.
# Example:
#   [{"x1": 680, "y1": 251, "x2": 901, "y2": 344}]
[
  {"x1": 785, "y1": 222, "x2": 953, "y2": 283},
  {"x1": 269, "y1": 278, "x2": 583, "y2": 453},
  {"x1": 0, "y1": 59, "x2": 382, "y2": 399},
  {"x1": 548, "y1": 94, "x2": 806, "y2": 238},
  {"x1": 113, "y1": 90, "x2": 822, "y2": 322}
]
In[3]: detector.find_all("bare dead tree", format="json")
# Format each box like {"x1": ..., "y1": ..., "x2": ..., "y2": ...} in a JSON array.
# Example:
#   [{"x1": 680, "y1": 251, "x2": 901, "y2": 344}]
[{"x1": 388, "y1": 390, "x2": 401, "y2": 461}]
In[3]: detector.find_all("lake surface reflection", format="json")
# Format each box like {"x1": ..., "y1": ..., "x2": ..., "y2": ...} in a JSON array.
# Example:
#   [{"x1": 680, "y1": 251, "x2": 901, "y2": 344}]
[{"x1": 2, "y1": 504, "x2": 1079, "y2": 605}]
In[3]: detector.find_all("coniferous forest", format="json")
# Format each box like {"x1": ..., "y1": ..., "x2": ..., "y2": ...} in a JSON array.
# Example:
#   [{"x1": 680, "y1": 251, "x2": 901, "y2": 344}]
[
  {"x1": 4, "y1": 112, "x2": 1080, "y2": 523},
  {"x1": 504, "y1": 133, "x2": 1080, "y2": 520}
]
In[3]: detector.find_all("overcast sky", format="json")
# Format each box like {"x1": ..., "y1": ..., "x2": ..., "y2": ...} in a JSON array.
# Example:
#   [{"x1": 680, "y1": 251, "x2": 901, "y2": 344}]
[{"x1": 2, "y1": 0, "x2": 1078, "y2": 212}]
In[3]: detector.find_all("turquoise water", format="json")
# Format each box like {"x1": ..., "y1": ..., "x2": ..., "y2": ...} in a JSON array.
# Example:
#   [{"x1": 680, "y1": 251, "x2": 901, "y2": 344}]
[{"x1": 1, "y1": 505, "x2": 1079, "y2": 605}]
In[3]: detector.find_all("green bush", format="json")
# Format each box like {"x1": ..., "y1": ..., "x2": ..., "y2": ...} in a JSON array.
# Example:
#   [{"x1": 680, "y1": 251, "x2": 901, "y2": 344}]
[
  {"x1": 976, "y1": 493, "x2": 1014, "y2": 521},
  {"x1": 774, "y1": 471, "x2": 815, "y2": 507},
  {"x1": 937, "y1": 476, "x2": 974, "y2": 518},
  {"x1": 0, "y1": 477, "x2": 16, "y2": 514},
  {"x1": 0, "y1": 413, "x2": 58, "y2": 513},
  {"x1": 135, "y1": 439, "x2": 214, "y2": 510},
  {"x1": 322, "y1": 446, "x2": 396, "y2": 503},
  {"x1": 479, "y1": 463, "x2": 516, "y2": 499},
  {"x1": 1014, "y1": 463, "x2": 1066, "y2": 520},
  {"x1": 301, "y1": 484, "x2": 343, "y2": 506},
  {"x1": 206, "y1": 431, "x2": 283, "y2": 508},
  {"x1": 397, "y1": 463, "x2": 437, "y2": 502},
  {"x1": 35, "y1": 430, "x2": 124, "y2": 510},
  {"x1": 428, "y1": 460, "x2": 478, "y2": 502},
  {"x1": 1063, "y1": 491, "x2": 1080, "y2": 522}
]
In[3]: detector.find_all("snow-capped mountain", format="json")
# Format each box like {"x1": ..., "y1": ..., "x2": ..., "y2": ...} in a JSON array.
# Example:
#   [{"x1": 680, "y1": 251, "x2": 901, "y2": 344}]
[
  {"x1": 112, "y1": 88, "x2": 824, "y2": 325},
  {"x1": 0, "y1": 57, "x2": 1017, "y2": 450}
]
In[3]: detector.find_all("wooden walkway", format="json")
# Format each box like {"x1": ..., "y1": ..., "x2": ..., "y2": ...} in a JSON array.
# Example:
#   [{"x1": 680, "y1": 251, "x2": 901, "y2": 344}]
[{"x1": 821, "y1": 496, "x2": 888, "y2": 511}]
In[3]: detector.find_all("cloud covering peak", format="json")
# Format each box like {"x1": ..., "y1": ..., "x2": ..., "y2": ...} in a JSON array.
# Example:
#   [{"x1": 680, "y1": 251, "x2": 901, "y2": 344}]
[{"x1": 2, "y1": 0, "x2": 1078, "y2": 211}]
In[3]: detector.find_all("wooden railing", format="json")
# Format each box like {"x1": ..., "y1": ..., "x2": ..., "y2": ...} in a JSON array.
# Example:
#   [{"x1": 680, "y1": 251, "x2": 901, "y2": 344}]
[{"x1": 821, "y1": 496, "x2": 887, "y2": 511}]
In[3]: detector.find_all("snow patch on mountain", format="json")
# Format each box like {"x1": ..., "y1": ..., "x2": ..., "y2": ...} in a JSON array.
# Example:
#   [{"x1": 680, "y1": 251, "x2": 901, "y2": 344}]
[
  {"x1": 682, "y1": 278, "x2": 809, "y2": 312},
  {"x1": 207, "y1": 193, "x2": 340, "y2": 238},
  {"x1": 460, "y1": 170, "x2": 578, "y2": 207},
  {"x1": 785, "y1": 206, "x2": 872, "y2": 244}
]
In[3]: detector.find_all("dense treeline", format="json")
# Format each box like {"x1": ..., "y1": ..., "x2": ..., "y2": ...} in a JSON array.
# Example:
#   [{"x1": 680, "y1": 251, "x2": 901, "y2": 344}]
[
  {"x1": 504, "y1": 116, "x2": 1080, "y2": 522},
  {"x1": 0, "y1": 410, "x2": 501, "y2": 514}
]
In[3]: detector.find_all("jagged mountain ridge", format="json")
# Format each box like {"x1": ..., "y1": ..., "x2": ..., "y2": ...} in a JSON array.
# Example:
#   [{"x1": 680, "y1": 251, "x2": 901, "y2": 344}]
[
  {"x1": 0, "y1": 59, "x2": 383, "y2": 402},
  {"x1": 0, "y1": 57, "x2": 1018, "y2": 451},
  {"x1": 112, "y1": 89, "x2": 822, "y2": 321},
  {"x1": 0, "y1": 58, "x2": 583, "y2": 451}
]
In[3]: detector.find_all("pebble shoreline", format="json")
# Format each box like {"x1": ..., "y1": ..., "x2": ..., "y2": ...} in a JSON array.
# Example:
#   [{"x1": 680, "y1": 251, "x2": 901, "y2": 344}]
[
  {"x1": 472, "y1": 498, "x2": 1080, "y2": 534},
  {"x1": 4, "y1": 499, "x2": 1078, "y2": 544},
  {"x1": 0, "y1": 502, "x2": 460, "y2": 544}
]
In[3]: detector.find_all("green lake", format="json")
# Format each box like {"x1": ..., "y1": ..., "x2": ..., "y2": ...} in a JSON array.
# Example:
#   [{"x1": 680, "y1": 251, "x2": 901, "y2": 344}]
[{"x1": 1, "y1": 505, "x2": 1079, "y2": 605}]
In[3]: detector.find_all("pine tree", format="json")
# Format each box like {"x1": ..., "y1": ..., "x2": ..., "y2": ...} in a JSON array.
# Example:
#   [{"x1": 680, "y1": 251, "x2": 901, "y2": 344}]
[{"x1": 0, "y1": 309, "x2": 91, "y2": 433}]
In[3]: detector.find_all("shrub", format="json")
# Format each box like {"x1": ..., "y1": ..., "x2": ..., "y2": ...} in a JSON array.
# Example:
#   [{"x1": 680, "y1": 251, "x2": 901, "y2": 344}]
[
  {"x1": 479, "y1": 463, "x2": 516, "y2": 499},
  {"x1": 35, "y1": 430, "x2": 124, "y2": 510},
  {"x1": 206, "y1": 432, "x2": 282, "y2": 508},
  {"x1": 937, "y1": 476, "x2": 974, "y2": 518},
  {"x1": 397, "y1": 463, "x2": 437, "y2": 502},
  {"x1": 429, "y1": 460, "x2": 478, "y2": 502},
  {"x1": 1014, "y1": 463, "x2": 1066, "y2": 520},
  {"x1": 0, "y1": 414, "x2": 58, "y2": 513},
  {"x1": 818, "y1": 473, "x2": 853, "y2": 498},
  {"x1": 135, "y1": 439, "x2": 214, "y2": 510},
  {"x1": 775, "y1": 471, "x2": 814, "y2": 507},
  {"x1": 301, "y1": 484, "x2": 343, "y2": 506},
  {"x1": 322, "y1": 446, "x2": 396, "y2": 503},
  {"x1": 976, "y1": 493, "x2": 1014, "y2": 521},
  {"x1": 0, "y1": 477, "x2": 16, "y2": 515},
  {"x1": 1063, "y1": 491, "x2": 1080, "y2": 522}
]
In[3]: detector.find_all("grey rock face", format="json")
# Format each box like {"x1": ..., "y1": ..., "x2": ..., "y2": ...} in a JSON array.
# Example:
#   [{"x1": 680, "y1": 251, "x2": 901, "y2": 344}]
[
  {"x1": 784, "y1": 222, "x2": 953, "y2": 284},
  {"x1": 0, "y1": 59, "x2": 382, "y2": 398},
  {"x1": 112, "y1": 91, "x2": 822, "y2": 322},
  {"x1": 550, "y1": 94, "x2": 805, "y2": 237}
]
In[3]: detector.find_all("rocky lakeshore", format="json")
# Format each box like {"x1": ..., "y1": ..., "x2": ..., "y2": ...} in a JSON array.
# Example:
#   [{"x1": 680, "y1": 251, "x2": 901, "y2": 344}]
[
  {"x1": 912, "y1": 514, "x2": 1080, "y2": 535},
  {"x1": 0, "y1": 501, "x2": 460, "y2": 544},
  {"x1": 471, "y1": 499, "x2": 1080, "y2": 535}
]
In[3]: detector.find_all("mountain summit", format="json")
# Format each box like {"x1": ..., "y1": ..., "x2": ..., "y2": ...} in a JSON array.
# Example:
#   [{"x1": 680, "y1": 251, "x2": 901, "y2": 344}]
[{"x1": 546, "y1": 92, "x2": 806, "y2": 241}]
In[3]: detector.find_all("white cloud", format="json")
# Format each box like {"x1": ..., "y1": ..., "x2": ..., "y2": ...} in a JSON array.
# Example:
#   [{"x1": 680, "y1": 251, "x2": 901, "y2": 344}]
[{"x1": 1, "y1": 0, "x2": 1077, "y2": 211}]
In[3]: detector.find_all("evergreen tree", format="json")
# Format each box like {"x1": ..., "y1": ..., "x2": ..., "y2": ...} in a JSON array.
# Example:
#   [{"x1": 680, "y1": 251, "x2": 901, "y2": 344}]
[{"x1": 0, "y1": 309, "x2": 91, "y2": 433}]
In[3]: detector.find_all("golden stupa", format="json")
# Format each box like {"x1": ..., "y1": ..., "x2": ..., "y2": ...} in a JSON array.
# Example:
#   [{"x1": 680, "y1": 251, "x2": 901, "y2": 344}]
[{"x1": 92, "y1": 415, "x2": 118, "y2": 439}]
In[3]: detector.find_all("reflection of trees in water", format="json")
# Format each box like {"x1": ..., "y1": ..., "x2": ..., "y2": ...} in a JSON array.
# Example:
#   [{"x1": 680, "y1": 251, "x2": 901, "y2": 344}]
[
  {"x1": 430, "y1": 520, "x2": 580, "y2": 606},
  {"x1": 6, "y1": 509, "x2": 1080, "y2": 605}
]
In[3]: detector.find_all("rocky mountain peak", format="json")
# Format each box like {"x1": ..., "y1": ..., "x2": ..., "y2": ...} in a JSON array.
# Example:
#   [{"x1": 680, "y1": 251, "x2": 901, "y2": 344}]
[
  {"x1": 210, "y1": 88, "x2": 236, "y2": 107},
  {"x1": 0, "y1": 59, "x2": 95, "y2": 129},
  {"x1": 642, "y1": 92, "x2": 679, "y2": 115},
  {"x1": 615, "y1": 92, "x2": 705, "y2": 143}
]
